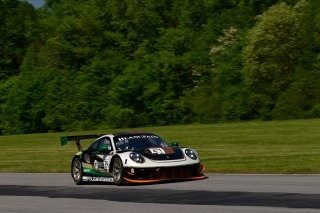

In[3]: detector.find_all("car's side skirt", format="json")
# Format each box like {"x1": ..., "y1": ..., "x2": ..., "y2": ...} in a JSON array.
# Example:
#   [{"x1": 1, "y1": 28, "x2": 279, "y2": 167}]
[
  {"x1": 82, "y1": 176, "x2": 114, "y2": 182},
  {"x1": 123, "y1": 175, "x2": 206, "y2": 184}
]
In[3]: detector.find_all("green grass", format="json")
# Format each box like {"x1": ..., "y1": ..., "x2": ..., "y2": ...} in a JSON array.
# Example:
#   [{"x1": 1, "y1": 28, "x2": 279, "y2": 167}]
[{"x1": 1, "y1": 119, "x2": 320, "y2": 173}]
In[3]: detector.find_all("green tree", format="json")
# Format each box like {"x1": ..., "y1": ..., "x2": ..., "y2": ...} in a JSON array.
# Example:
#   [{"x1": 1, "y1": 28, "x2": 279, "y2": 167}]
[
  {"x1": 3, "y1": 0, "x2": 320, "y2": 134},
  {"x1": 271, "y1": 0, "x2": 320, "y2": 119},
  {"x1": 242, "y1": 2, "x2": 303, "y2": 99},
  {"x1": 0, "y1": 0, "x2": 36, "y2": 80}
]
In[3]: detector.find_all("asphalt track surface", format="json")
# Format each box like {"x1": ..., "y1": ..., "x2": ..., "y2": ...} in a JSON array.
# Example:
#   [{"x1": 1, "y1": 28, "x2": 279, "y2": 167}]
[{"x1": 0, "y1": 174, "x2": 320, "y2": 213}]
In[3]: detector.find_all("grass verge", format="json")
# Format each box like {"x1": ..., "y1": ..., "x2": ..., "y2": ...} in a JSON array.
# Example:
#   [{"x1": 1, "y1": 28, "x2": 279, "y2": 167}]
[{"x1": 1, "y1": 119, "x2": 320, "y2": 173}]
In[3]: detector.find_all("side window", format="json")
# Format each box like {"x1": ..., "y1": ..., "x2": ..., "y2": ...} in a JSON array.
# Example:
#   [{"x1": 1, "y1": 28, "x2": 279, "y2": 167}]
[
  {"x1": 88, "y1": 140, "x2": 99, "y2": 151},
  {"x1": 99, "y1": 137, "x2": 112, "y2": 149}
]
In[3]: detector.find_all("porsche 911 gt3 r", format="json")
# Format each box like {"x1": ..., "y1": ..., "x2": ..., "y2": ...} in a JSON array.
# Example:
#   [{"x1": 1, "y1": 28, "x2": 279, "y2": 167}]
[{"x1": 60, "y1": 132, "x2": 206, "y2": 185}]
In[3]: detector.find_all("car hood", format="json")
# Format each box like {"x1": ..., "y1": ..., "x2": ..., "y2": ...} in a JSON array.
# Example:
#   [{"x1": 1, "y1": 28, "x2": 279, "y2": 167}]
[{"x1": 138, "y1": 147, "x2": 185, "y2": 160}]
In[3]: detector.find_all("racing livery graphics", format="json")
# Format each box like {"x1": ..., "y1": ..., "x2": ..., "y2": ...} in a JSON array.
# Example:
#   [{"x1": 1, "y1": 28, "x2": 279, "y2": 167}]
[{"x1": 61, "y1": 132, "x2": 206, "y2": 185}]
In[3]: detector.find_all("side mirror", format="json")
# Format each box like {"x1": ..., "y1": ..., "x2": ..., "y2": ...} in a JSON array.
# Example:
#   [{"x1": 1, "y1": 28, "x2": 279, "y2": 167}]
[{"x1": 171, "y1": 142, "x2": 179, "y2": 147}]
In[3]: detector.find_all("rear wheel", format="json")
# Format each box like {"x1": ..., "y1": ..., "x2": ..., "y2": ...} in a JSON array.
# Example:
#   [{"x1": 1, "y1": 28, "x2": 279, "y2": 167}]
[
  {"x1": 112, "y1": 157, "x2": 124, "y2": 185},
  {"x1": 71, "y1": 157, "x2": 83, "y2": 185}
]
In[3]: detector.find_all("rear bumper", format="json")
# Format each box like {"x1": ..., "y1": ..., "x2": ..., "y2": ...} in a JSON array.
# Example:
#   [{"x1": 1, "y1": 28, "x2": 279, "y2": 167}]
[{"x1": 123, "y1": 163, "x2": 206, "y2": 183}]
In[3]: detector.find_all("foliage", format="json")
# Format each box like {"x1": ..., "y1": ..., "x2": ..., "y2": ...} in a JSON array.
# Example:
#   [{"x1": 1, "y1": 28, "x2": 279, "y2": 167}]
[
  {"x1": 1, "y1": 0, "x2": 320, "y2": 134},
  {"x1": 0, "y1": 0, "x2": 36, "y2": 80}
]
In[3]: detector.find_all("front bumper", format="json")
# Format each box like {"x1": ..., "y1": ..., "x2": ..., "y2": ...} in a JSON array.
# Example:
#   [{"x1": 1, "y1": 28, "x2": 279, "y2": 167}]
[{"x1": 123, "y1": 163, "x2": 206, "y2": 183}]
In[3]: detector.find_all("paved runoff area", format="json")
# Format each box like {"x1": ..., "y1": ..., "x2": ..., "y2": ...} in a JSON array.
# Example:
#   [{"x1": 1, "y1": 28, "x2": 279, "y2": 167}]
[{"x1": 0, "y1": 173, "x2": 320, "y2": 213}]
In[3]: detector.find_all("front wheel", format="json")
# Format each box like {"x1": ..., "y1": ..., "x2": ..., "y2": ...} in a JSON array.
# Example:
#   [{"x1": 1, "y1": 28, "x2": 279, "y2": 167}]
[
  {"x1": 112, "y1": 157, "x2": 124, "y2": 185},
  {"x1": 71, "y1": 157, "x2": 83, "y2": 185}
]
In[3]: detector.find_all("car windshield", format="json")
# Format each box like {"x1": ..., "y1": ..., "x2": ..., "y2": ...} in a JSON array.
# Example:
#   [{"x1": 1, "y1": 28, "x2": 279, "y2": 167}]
[{"x1": 113, "y1": 133, "x2": 168, "y2": 152}]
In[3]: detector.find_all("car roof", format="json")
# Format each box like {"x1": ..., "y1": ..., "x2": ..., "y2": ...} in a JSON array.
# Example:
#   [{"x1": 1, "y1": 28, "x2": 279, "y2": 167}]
[{"x1": 112, "y1": 132, "x2": 155, "y2": 137}]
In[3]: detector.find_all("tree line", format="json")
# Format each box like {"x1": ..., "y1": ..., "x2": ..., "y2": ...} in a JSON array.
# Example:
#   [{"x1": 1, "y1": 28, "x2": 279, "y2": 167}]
[{"x1": 1, "y1": 0, "x2": 320, "y2": 135}]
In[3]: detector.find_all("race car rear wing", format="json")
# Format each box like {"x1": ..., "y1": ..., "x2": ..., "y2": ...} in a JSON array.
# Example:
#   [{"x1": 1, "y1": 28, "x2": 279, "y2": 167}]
[{"x1": 60, "y1": 134, "x2": 104, "y2": 151}]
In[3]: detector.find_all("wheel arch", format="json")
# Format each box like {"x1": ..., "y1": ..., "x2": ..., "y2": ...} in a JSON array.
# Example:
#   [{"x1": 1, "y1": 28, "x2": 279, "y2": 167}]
[{"x1": 71, "y1": 155, "x2": 82, "y2": 170}]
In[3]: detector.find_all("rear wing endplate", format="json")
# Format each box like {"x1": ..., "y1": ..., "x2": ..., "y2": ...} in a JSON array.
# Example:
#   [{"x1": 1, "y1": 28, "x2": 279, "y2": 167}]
[{"x1": 60, "y1": 134, "x2": 104, "y2": 151}]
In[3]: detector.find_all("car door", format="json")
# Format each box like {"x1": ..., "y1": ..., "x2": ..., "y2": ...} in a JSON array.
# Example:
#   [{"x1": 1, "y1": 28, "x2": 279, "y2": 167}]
[{"x1": 90, "y1": 137, "x2": 113, "y2": 172}]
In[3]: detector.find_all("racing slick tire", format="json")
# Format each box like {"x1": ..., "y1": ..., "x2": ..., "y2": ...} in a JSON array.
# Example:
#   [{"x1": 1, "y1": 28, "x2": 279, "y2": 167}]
[
  {"x1": 112, "y1": 157, "x2": 124, "y2": 186},
  {"x1": 71, "y1": 157, "x2": 83, "y2": 185}
]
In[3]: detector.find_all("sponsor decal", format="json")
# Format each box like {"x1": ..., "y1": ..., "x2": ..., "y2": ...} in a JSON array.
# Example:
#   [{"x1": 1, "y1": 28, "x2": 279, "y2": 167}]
[
  {"x1": 148, "y1": 148, "x2": 166, "y2": 154},
  {"x1": 116, "y1": 135, "x2": 159, "y2": 146},
  {"x1": 163, "y1": 147, "x2": 174, "y2": 154},
  {"x1": 93, "y1": 156, "x2": 111, "y2": 172},
  {"x1": 118, "y1": 135, "x2": 158, "y2": 141},
  {"x1": 147, "y1": 147, "x2": 174, "y2": 155},
  {"x1": 82, "y1": 176, "x2": 114, "y2": 182},
  {"x1": 83, "y1": 168, "x2": 91, "y2": 173},
  {"x1": 103, "y1": 155, "x2": 111, "y2": 171},
  {"x1": 94, "y1": 160, "x2": 104, "y2": 170},
  {"x1": 83, "y1": 167, "x2": 113, "y2": 177}
]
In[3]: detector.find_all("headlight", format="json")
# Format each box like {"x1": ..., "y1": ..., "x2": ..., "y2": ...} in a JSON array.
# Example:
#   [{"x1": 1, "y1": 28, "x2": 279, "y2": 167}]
[
  {"x1": 129, "y1": 153, "x2": 145, "y2": 163},
  {"x1": 185, "y1": 149, "x2": 198, "y2": 160}
]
